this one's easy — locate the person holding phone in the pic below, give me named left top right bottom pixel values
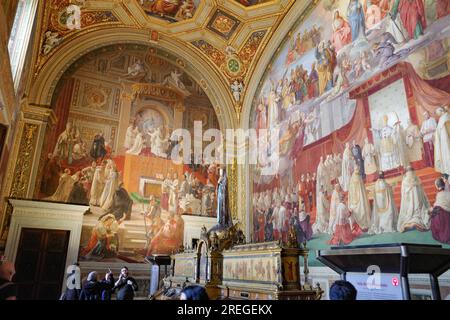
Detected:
left=114, top=266, right=138, bottom=300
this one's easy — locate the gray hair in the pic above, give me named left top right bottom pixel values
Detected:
left=87, top=271, right=98, bottom=282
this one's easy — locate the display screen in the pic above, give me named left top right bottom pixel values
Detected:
left=346, top=272, right=404, bottom=300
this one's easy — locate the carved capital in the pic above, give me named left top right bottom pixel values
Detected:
left=22, top=103, right=57, bottom=125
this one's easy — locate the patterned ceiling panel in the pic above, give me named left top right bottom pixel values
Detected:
left=32, top=0, right=295, bottom=117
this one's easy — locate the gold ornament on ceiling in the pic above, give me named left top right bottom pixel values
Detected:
left=138, top=0, right=200, bottom=23
left=207, top=9, right=241, bottom=40
left=32, top=0, right=296, bottom=117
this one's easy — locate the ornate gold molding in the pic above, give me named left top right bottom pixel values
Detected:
left=9, top=123, right=39, bottom=198
left=229, top=159, right=238, bottom=222
left=23, top=103, right=57, bottom=125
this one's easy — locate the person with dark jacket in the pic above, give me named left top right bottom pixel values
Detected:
left=60, top=287, right=81, bottom=300
left=80, top=271, right=101, bottom=301
left=329, top=280, right=357, bottom=300
left=100, top=272, right=115, bottom=300
left=0, top=258, right=16, bottom=300
left=80, top=271, right=114, bottom=300
left=180, top=285, right=209, bottom=300
left=114, top=267, right=138, bottom=300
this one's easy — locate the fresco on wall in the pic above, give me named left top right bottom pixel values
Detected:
left=139, top=0, right=201, bottom=23
left=250, top=0, right=450, bottom=257
left=39, top=44, right=220, bottom=263
left=235, top=0, right=273, bottom=6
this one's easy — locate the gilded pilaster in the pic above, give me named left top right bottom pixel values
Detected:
left=0, top=102, right=56, bottom=248
left=228, top=159, right=238, bottom=222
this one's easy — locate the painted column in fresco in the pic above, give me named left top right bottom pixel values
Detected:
left=117, top=88, right=133, bottom=155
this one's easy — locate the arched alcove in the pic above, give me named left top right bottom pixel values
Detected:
left=26, top=29, right=237, bottom=264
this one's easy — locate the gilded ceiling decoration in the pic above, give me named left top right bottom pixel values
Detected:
left=32, top=0, right=295, bottom=117
left=206, top=9, right=241, bottom=40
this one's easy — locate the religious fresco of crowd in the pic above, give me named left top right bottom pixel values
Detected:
left=39, top=44, right=220, bottom=263
left=138, top=0, right=200, bottom=23
left=251, top=0, right=450, bottom=252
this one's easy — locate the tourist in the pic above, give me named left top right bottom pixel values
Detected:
left=114, top=266, right=139, bottom=300
left=79, top=271, right=102, bottom=300
left=180, top=285, right=209, bottom=300
left=0, top=257, right=16, bottom=300
left=329, top=280, right=357, bottom=300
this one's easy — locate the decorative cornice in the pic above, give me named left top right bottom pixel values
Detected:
left=9, top=198, right=89, bottom=215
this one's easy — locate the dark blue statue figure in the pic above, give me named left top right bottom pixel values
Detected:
left=216, top=168, right=232, bottom=228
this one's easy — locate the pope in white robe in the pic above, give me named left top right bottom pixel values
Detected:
left=126, top=132, right=145, bottom=156
left=324, top=155, right=334, bottom=192
left=434, top=107, right=450, bottom=175
left=100, top=164, right=119, bottom=211
left=277, top=204, right=287, bottom=236
left=312, top=185, right=330, bottom=234
left=394, top=121, right=410, bottom=168
left=169, top=174, right=179, bottom=214
left=267, top=90, right=279, bottom=128
left=362, top=138, right=378, bottom=175
left=397, top=167, right=430, bottom=232
left=124, top=124, right=138, bottom=150
left=340, top=143, right=354, bottom=192
left=372, top=115, right=400, bottom=171
left=89, top=165, right=105, bottom=206
left=369, top=172, right=398, bottom=234
left=405, top=120, right=423, bottom=163
left=334, top=154, right=342, bottom=179
left=328, top=183, right=342, bottom=234
left=348, top=166, right=371, bottom=230
left=316, top=156, right=326, bottom=201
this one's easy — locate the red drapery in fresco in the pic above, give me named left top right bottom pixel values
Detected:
left=47, top=78, right=75, bottom=155
left=291, top=63, right=450, bottom=181
left=403, top=63, right=450, bottom=122
left=292, top=99, right=368, bottom=182
left=426, top=74, right=450, bottom=94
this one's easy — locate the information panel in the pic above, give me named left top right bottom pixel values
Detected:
left=346, top=272, right=404, bottom=300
